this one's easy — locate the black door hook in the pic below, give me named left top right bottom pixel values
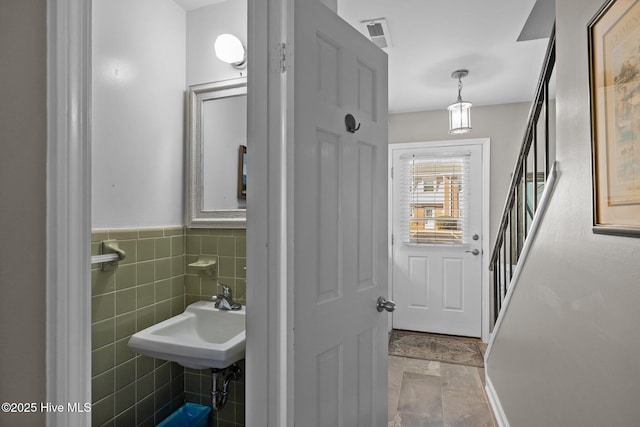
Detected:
left=345, top=114, right=361, bottom=133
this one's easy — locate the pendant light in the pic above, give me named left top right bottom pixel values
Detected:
left=447, top=69, right=472, bottom=134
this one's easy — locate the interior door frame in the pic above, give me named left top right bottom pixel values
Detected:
left=246, top=0, right=291, bottom=425
left=388, top=139, right=491, bottom=342
left=47, top=0, right=285, bottom=426
left=48, top=1, right=379, bottom=426
left=47, top=0, right=92, bottom=425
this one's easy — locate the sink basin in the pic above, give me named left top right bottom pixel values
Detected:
left=128, top=301, right=245, bottom=369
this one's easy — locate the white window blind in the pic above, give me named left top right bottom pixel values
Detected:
left=398, top=152, right=471, bottom=244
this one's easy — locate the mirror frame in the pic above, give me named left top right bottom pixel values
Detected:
left=187, top=77, right=247, bottom=228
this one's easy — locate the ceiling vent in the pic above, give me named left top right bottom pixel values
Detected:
left=361, top=18, right=392, bottom=50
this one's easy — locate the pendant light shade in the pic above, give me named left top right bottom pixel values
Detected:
left=448, top=70, right=472, bottom=134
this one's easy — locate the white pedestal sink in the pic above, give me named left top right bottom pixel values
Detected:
left=128, top=301, right=245, bottom=369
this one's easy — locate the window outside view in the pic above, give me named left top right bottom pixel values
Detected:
left=407, top=157, right=468, bottom=244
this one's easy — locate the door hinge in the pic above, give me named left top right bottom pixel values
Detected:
left=280, top=42, right=286, bottom=73
left=391, top=167, right=394, bottom=179
left=391, top=234, right=394, bottom=245
left=271, top=42, right=287, bottom=74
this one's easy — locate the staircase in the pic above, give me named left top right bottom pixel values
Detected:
left=489, top=25, right=556, bottom=325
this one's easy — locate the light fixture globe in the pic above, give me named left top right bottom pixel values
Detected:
left=214, top=34, right=247, bottom=69
left=447, top=69, right=472, bottom=134
left=448, top=100, right=472, bottom=134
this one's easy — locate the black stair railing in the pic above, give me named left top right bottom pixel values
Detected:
left=489, top=25, right=556, bottom=324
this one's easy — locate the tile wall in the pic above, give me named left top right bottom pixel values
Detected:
left=91, top=227, right=186, bottom=426
left=91, top=227, right=246, bottom=427
left=184, top=228, right=246, bottom=306
left=184, top=228, right=246, bottom=427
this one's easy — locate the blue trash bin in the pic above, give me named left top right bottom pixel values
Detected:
left=156, top=402, right=211, bottom=427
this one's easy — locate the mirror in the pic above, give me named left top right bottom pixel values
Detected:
left=187, top=78, right=247, bottom=228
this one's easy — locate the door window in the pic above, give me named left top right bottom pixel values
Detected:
left=399, top=153, right=470, bottom=244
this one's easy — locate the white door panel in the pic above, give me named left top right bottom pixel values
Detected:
left=292, top=1, right=389, bottom=425
left=392, top=144, right=483, bottom=337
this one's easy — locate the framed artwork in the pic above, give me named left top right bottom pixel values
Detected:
left=238, top=145, right=247, bottom=199
left=589, top=0, right=640, bottom=237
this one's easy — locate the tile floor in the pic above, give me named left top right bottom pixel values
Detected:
left=388, top=344, right=497, bottom=427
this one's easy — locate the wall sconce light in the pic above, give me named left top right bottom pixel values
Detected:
left=214, top=34, right=247, bottom=70
left=447, top=69, right=472, bottom=134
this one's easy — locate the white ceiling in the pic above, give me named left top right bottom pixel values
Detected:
left=172, top=0, right=229, bottom=11
left=338, top=0, right=553, bottom=113
left=176, top=0, right=554, bottom=113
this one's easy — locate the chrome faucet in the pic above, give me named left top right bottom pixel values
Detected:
left=211, top=284, right=241, bottom=310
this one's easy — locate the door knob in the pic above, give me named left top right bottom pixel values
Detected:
left=465, top=249, right=480, bottom=256
left=376, top=296, right=396, bottom=312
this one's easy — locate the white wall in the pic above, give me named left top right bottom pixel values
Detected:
left=186, top=0, right=248, bottom=86
left=389, top=102, right=533, bottom=247
left=486, top=0, right=640, bottom=425
left=320, top=0, right=337, bottom=12
left=91, top=0, right=247, bottom=228
left=92, top=0, right=186, bottom=228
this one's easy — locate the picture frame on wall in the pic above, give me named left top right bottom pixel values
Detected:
left=588, top=0, right=640, bottom=237
left=238, top=145, right=247, bottom=200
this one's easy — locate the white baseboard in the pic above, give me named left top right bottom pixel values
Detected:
left=485, top=375, right=510, bottom=427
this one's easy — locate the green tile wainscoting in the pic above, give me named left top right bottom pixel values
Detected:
left=184, top=228, right=246, bottom=427
left=185, top=228, right=246, bottom=307
left=184, top=361, right=246, bottom=427
left=91, top=227, right=247, bottom=427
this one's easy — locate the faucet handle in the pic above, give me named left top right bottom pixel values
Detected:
left=218, top=283, right=232, bottom=298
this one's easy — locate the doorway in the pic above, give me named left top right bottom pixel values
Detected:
left=389, top=139, right=491, bottom=340
left=51, top=2, right=499, bottom=424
